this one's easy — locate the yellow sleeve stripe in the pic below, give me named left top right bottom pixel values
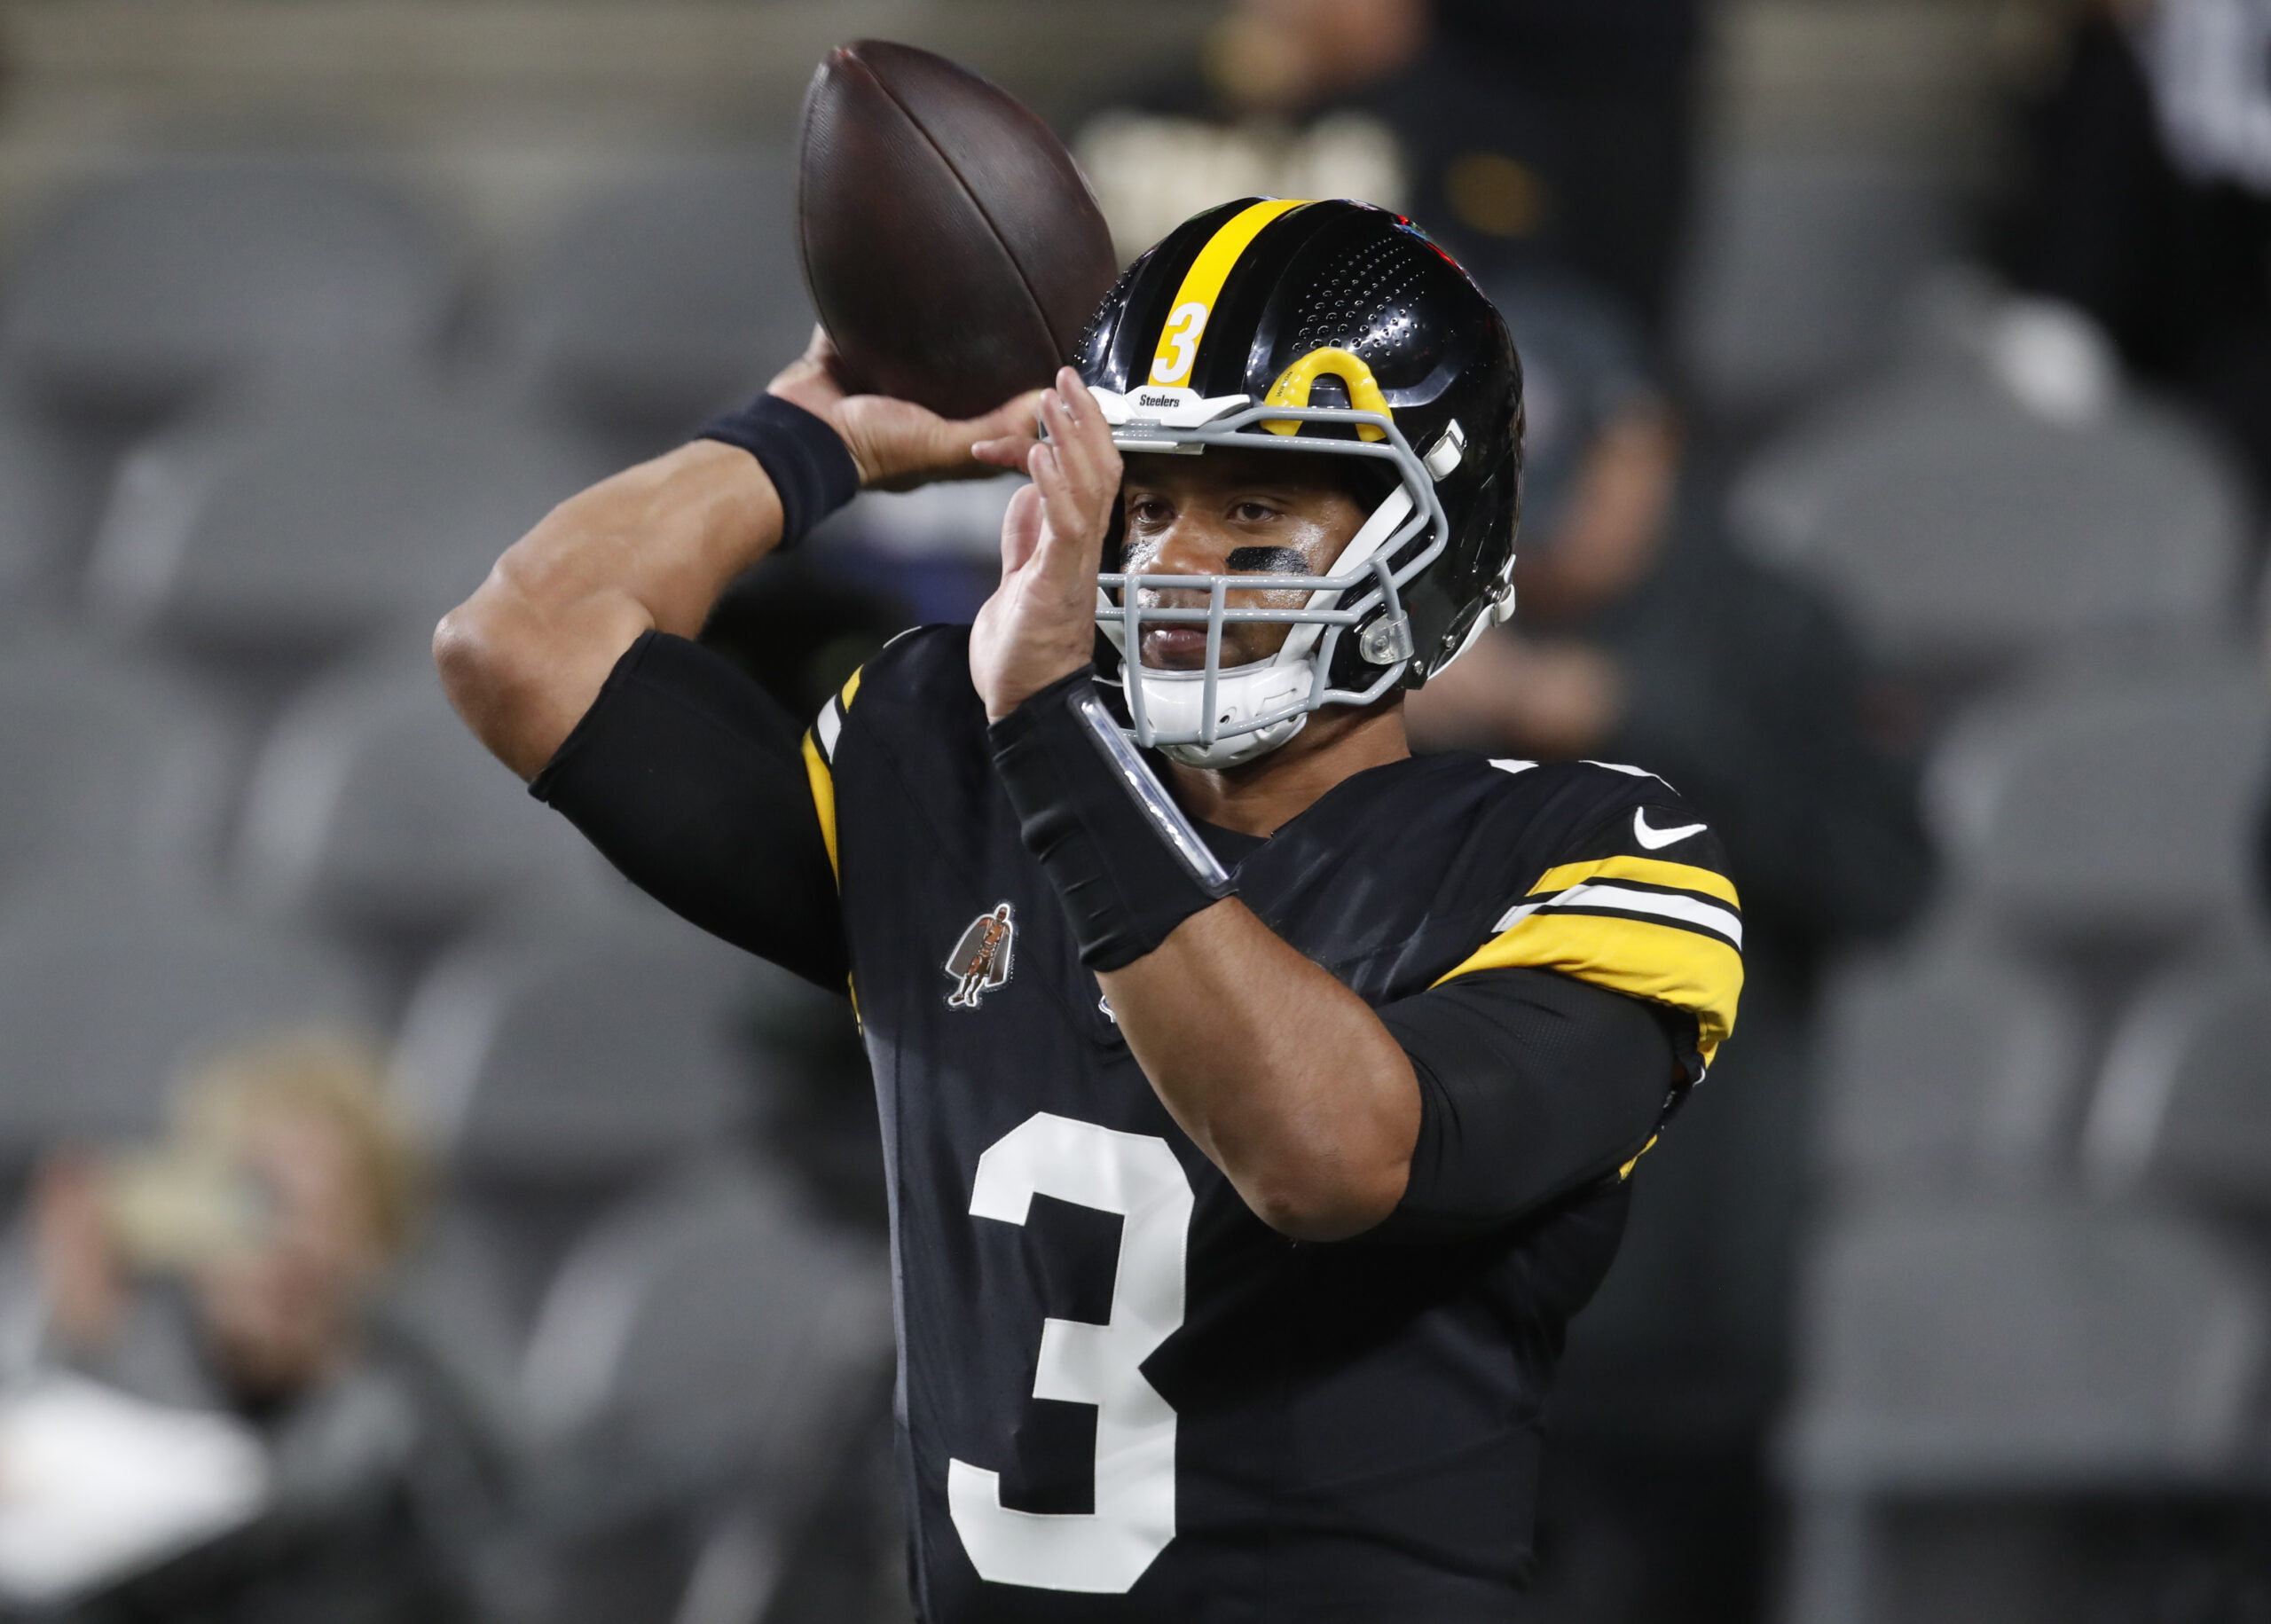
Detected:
left=1530, top=854, right=1739, bottom=909
left=1148, top=198, right=1309, bottom=386
left=1433, top=912, right=1741, bottom=1064
left=800, top=666, right=862, bottom=887
left=803, top=729, right=840, bottom=884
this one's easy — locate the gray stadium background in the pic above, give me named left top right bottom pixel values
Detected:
left=0, top=3, right=2262, bottom=1622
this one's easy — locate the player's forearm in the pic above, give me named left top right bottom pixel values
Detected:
left=1101, top=902, right=1419, bottom=1242
left=436, top=442, right=785, bottom=780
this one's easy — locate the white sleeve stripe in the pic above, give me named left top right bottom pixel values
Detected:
left=1552, top=883, right=1744, bottom=949
left=1489, top=899, right=1544, bottom=932
left=814, top=697, right=842, bottom=761
left=1490, top=883, right=1744, bottom=950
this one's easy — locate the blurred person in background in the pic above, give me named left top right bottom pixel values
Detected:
left=1409, top=275, right=1932, bottom=1622
left=1077, top=0, right=1702, bottom=333
left=1999, top=0, right=2271, bottom=502
left=1410, top=277, right=1930, bottom=969
left=22, top=1031, right=500, bottom=1623
left=1383, top=0, right=1704, bottom=333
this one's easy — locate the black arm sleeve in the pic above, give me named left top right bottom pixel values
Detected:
left=1371, top=968, right=1682, bottom=1241
left=530, top=631, right=848, bottom=991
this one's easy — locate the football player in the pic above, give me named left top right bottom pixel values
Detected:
left=438, top=199, right=1741, bottom=1621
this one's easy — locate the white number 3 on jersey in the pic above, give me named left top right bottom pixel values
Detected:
left=947, top=1112, right=1193, bottom=1593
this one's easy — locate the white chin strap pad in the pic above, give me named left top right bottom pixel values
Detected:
left=1159, top=713, right=1308, bottom=769
left=1134, top=660, right=1315, bottom=768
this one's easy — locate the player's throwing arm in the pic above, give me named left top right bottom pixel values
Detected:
left=435, top=332, right=1039, bottom=781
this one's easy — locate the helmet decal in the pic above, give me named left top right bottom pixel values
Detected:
left=1145, top=198, right=1308, bottom=387
left=1261, top=348, right=1392, bottom=441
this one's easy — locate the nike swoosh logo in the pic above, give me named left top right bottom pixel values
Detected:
left=1632, top=807, right=1707, bottom=850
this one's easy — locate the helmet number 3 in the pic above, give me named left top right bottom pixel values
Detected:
left=947, top=1112, right=1192, bottom=1593
left=1151, top=302, right=1209, bottom=386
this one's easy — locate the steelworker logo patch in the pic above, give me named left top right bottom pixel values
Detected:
left=944, top=902, right=1015, bottom=1009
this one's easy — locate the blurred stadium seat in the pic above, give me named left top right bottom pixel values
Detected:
left=515, top=1165, right=892, bottom=1624
left=83, top=371, right=601, bottom=655
left=390, top=900, right=798, bottom=1331
left=0, top=388, right=120, bottom=608
left=2084, top=954, right=2271, bottom=1206
left=392, top=907, right=780, bottom=1188
left=1678, top=153, right=1960, bottom=417
left=1731, top=372, right=2248, bottom=666
left=1815, top=949, right=2085, bottom=1194
left=523, top=1165, right=889, bottom=1488
left=1921, top=655, right=2271, bottom=946
left=1782, top=1196, right=2269, bottom=1624
left=235, top=645, right=605, bottom=935
left=0, top=164, right=459, bottom=414
left=375, top=1203, right=538, bottom=1453
left=507, top=158, right=811, bottom=450
left=0, top=879, right=378, bottom=1157
left=1788, top=1196, right=2265, bottom=1493
left=0, top=633, right=239, bottom=892
left=1788, top=651, right=2271, bottom=1621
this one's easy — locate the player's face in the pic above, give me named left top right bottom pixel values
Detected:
left=1119, top=449, right=1371, bottom=671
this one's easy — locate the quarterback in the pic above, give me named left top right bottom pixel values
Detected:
left=439, top=199, right=1741, bottom=1620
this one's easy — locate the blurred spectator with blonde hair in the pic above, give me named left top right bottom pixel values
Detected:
left=20, top=1029, right=500, bottom=1622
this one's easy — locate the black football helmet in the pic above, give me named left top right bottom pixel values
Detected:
left=1075, top=197, right=1522, bottom=766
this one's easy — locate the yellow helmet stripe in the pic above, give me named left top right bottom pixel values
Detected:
left=1147, top=198, right=1309, bottom=388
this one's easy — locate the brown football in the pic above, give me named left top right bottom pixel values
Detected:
left=797, top=40, right=1119, bottom=420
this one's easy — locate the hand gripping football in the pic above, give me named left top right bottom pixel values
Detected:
left=797, top=40, right=1120, bottom=420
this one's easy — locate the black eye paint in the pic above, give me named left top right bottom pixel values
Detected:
left=1224, top=546, right=1309, bottom=575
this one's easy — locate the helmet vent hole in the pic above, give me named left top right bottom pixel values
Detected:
left=1285, top=231, right=1434, bottom=370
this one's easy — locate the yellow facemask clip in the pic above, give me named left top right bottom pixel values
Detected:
left=1261, top=347, right=1393, bottom=442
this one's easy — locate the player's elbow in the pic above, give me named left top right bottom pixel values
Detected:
left=1244, top=1158, right=1409, bottom=1243
left=434, top=578, right=554, bottom=781
left=436, top=588, right=507, bottom=719
left=1226, top=1051, right=1420, bottom=1241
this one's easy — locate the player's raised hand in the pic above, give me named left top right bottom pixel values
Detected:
left=970, top=367, right=1123, bottom=721
left=767, top=326, right=1042, bottom=492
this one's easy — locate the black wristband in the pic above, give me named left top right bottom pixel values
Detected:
left=989, top=666, right=1235, bottom=970
left=695, top=393, right=860, bottom=550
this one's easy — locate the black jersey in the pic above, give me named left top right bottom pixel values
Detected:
left=538, top=624, right=1741, bottom=1623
